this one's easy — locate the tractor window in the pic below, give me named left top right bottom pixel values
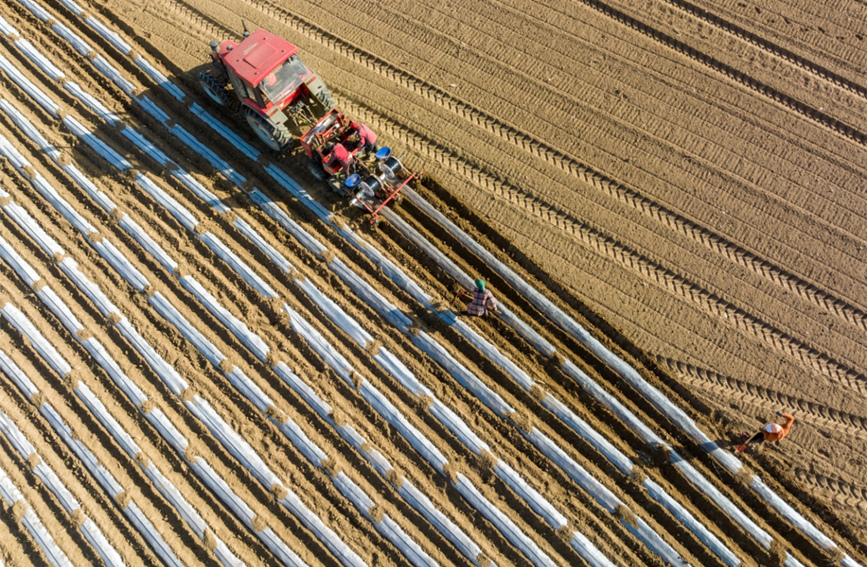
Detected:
left=226, top=68, right=259, bottom=102
left=259, top=56, right=307, bottom=102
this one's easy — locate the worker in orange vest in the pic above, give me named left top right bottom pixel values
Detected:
left=734, top=411, right=794, bottom=453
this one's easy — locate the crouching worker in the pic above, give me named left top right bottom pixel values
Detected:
left=326, top=142, right=353, bottom=177
left=734, top=411, right=794, bottom=453
left=467, top=279, right=500, bottom=317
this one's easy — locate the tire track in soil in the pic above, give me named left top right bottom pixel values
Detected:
left=655, top=0, right=867, bottom=99
left=793, top=468, right=867, bottom=512
left=654, top=356, right=867, bottom=438
left=569, top=0, right=867, bottom=145
left=0, top=15, right=620, bottom=564
left=246, top=0, right=867, bottom=340
left=25, top=15, right=744, bottom=567
left=25, top=1, right=860, bottom=564
left=334, top=0, right=867, bottom=310
left=81, top=0, right=867, bottom=336
left=170, top=0, right=867, bottom=336
left=684, top=0, right=867, bottom=86
left=334, top=0, right=867, bottom=224
left=336, top=96, right=867, bottom=398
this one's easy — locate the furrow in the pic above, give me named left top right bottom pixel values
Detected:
left=655, top=356, right=867, bottom=437
left=172, top=0, right=867, bottom=332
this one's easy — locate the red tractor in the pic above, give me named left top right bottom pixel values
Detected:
left=200, top=26, right=420, bottom=225
left=199, top=26, right=334, bottom=152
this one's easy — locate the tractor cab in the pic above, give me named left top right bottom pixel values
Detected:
left=199, top=27, right=335, bottom=152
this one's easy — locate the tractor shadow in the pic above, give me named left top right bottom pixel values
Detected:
left=57, top=62, right=368, bottom=229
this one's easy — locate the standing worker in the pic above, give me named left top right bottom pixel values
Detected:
left=350, top=121, right=378, bottom=158
left=466, top=279, right=500, bottom=317
left=734, top=411, right=794, bottom=453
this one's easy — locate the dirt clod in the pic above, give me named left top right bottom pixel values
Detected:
left=271, top=483, right=288, bottom=501
left=26, top=453, right=40, bottom=469
left=10, top=501, right=26, bottom=521
left=140, top=399, right=156, bottom=415
left=368, top=504, right=384, bottom=523
left=115, top=490, right=131, bottom=509
left=385, top=468, right=403, bottom=488
left=250, top=515, right=266, bottom=532
left=202, top=529, right=217, bottom=551
left=616, top=504, right=638, bottom=529
left=71, top=508, right=86, bottom=527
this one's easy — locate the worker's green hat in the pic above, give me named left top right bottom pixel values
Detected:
left=475, top=279, right=485, bottom=291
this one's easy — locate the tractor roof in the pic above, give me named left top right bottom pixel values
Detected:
left=223, top=29, right=299, bottom=86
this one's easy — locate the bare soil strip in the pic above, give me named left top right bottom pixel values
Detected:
left=0, top=0, right=862, bottom=562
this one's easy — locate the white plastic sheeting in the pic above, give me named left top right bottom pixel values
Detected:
left=0, top=411, right=126, bottom=567
left=0, top=350, right=246, bottom=567
left=5, top=67, right=457, bottom=565
left=69, top=40, right=687, bottom=562
left=0, top=55, right=59, bottom=115
left=132, top=54, right=186, bottom=102
left=381, top=184, right=811, bottom=566
left=454, top=473, right=557, bottom=567
left=325, top=244, right=686, bottom=565
left=0, top=308, right=183, bottom=566
left=400, top=188, right=864, bottom=567
left=524, top=429, right=687, bottom=566
left=559, top=360, right=777, bottom=553
left=0, top=461, right=72, bottom=567
left=4, top=92, right=440, bottom=567
left=0, top=254, right=293, bottom=565
left=0, top=107, right=310, bottom=566
left=0, top=55, right=441, bottom=567
left=11, top=6, right=836, bottom=564
left=190, top=102, right=260, bottom=162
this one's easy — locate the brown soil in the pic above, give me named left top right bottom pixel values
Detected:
left=0, top=0, right=863, bottom=564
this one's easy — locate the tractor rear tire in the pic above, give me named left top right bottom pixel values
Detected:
left=244, top=106, right=292, bottom=152
left=198, top=71, right=231, bottom=108
left=316, top=86, right=335, bottom=111
left=306, top=159, right=328, bottom=181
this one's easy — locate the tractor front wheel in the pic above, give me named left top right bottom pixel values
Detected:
left=244, top=106, right=292, bottom=152
left=198, top=71, right=231, bottom=108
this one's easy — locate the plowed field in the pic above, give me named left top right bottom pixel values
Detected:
left=0, top=0, right=863, bottom=565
